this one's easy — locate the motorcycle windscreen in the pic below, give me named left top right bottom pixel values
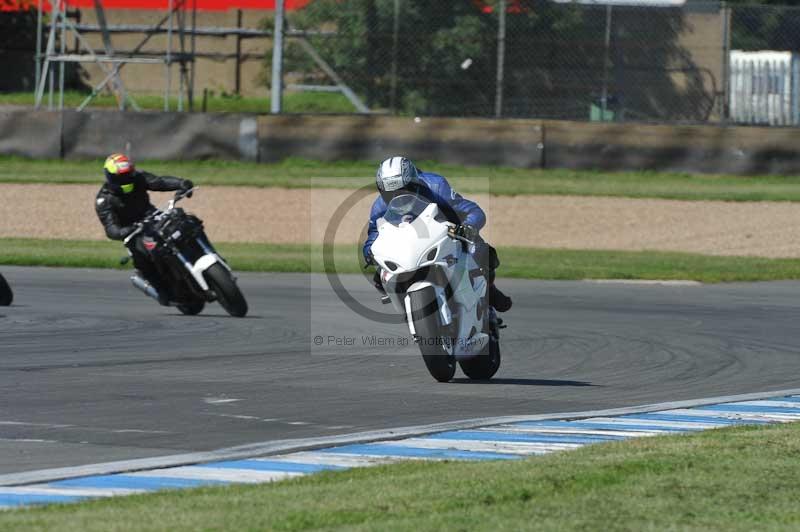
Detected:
left=383, top=194, right=431, bottom=226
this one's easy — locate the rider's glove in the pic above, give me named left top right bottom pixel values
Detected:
left=119, top=225, right=136, bottom=239
left=454, top=223, right=479, bottom=242
left=181, top=179, right=194, bottom=197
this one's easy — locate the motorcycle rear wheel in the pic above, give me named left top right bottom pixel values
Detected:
left=458, top=335, right=501, bottom=380
left=409, top=287, right=456, bottom=383
left=0, top=273, right=13, bottom=306
left=204, top=263, right=248, bottom=318
left=458, top=313, right=501, bottom=380
left=177, top=300, right=205, bottom=316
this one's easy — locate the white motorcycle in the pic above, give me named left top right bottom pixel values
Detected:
left=371, top=194, right=502, bottom=382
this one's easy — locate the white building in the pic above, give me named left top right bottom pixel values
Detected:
left=729, top=50, right=800, bottom=126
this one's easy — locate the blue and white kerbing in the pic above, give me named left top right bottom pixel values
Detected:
left=3, top=393, right=800, bottom=509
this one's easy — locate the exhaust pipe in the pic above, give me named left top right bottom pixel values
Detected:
left=131, top=275, right=166, bottom=305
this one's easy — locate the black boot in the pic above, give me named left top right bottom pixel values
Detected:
left=490, top=284, right=512, bottom=312
left=372, top=270, right=387, bottom=295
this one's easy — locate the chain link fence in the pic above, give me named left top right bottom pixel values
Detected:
left=276, top=0, right=800, bottom=126
left=0, top=6, right=39, bottom=92
left=4, top=0, right=800, bottom=126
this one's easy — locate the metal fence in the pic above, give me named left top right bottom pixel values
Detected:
left=4, top=0, right=800, bottom=126
left=276, top=0, right=800, bottom=126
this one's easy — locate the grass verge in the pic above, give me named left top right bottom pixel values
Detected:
left=0, top=91, right=356, bottom=114
left=2, top=422, right=800, bottom=531
left=3, top=156, right=800, bottom=200
left=3, top=238, right=800, bottom=282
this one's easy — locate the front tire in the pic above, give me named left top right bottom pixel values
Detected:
left=409, top=287, right=456, bottom=383
left=204, top=263, right=248, bottom=317
left=0, top=273, right=12, bottom=306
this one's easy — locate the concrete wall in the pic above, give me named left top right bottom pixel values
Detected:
left=543, top=120, right=800, bottom=175
left=257, top=116, right=544, bottom=168
left=2, top=108, right=800, bottom=176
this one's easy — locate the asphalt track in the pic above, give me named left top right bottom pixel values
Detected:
left=2, top=266, right=800, bottom=475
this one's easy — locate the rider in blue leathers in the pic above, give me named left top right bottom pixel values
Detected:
left=364, top=156, right=512, bottom=312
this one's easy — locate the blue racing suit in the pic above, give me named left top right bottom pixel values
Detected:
left=363, top=171, right=487, bottom=263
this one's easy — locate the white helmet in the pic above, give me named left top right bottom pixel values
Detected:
left=376, top=156, right=419, bottom=201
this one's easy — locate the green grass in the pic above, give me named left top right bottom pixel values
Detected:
left=3, top=238, right=800, bottom=282
left=0, top=239, right=323, bottom=274
left=3, top=155, right=800, bottom=200
left=0, top=90, right=356, bottom=114
left=498, top=247, right=800, bottom=282
left=3, top=422, right=800, bottom=530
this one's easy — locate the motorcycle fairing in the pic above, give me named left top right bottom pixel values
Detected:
left=374, top=201, right=490, bottom=358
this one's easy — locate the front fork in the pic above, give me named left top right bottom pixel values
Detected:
left=403, top=283, right=454, bottom=336
left=175, top=237, right=233, bottom=293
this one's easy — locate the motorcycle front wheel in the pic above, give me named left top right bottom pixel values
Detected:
left=0, top=273, right=13, bottom=306
left=409, top=286, right=456, bottom=382
left=204, top=263, right=248, bottom=318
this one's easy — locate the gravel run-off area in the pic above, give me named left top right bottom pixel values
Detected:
left=3, top=184, right=800, bottom=258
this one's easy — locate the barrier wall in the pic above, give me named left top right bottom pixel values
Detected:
left=59, top=111, right=258, bottom=161
left=544, top=121, right=800, bottom=175
left=0, top=109, right=62, bottom=159
left=258, top=116, right=544, bottom=168
left=2, top=108, right=800, bottom=176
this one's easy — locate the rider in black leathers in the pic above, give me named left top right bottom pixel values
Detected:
left=95, top=153, right=193, bottom=304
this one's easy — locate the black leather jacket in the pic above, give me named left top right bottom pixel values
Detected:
left=95, top=171, right=188, bottom=240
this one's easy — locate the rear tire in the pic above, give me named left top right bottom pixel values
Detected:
left=177, top=300, right=205, bottom=316
left=458, top=332, right=501, bottom=380
left=0, top=273, right=12, bottom=306
left=204, top=263, right=248, bottom=317
left=409, top=287, right=455, bottom=383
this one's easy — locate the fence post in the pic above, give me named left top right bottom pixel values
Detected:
left=793, top=53, right=799, bottom=126
left=721, top=1, right=731, bottom=123
left=390, top=0, right=400, bottom=114
left=58, top=0, right=65, bottom=110
left=600, top=5, right=612, bottom=119
left=270, top=0, right=285, bottom=114
left=235, top=9, right=242, bottom=95
left=494, top=0, right=506, bottom=118
left=164, top=0, right=174, bottom=111
left=189, top=0, right=196, bottom=111
left=35, top=0, right=43, bottom=95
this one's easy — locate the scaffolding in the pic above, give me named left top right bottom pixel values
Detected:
left=34, top=0, right=197, bottom=111
left=32, top=0, right=369, bottom=113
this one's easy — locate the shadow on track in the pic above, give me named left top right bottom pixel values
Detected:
left=173, top=314, right=264, bottom=319
left=451, top=377, right=597, bottom=387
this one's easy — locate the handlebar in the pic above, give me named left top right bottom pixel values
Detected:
left=121, top=187, right=197, bottom=246
left=166, top=186, right=197, bottom=210
left=447, top=223, right=476, bottom=247
left=122, top=223, right=143, bottom=245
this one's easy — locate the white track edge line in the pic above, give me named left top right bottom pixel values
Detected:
left=2, top=386, right=799, bottom=487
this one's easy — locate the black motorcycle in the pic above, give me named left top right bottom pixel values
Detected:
left=123, top=189, right=248, bottom=317
left=0, top=273, right=12, bottom=306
